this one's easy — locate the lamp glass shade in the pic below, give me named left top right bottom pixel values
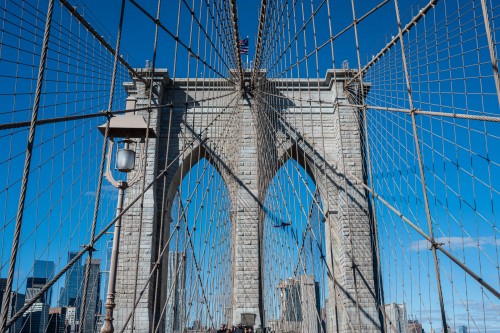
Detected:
left=116, top=148, right=136, bottom=172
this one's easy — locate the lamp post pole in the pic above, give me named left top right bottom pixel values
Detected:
left=99, top=138, right=145, bottom=333
left=96, top=109, right=156, bottom=333
left=101, top=181, right=126, bottom=333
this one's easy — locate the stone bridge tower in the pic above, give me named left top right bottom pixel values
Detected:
left=114, top=68, right=382, bottom=332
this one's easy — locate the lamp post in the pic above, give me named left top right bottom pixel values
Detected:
left=98, top=107, right=156, bottom=333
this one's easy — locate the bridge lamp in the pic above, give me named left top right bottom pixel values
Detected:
left=115, top=139, right=136, bottom=172
left=98, top=113, right=156, bottom=185
left=97, top=109, right=156, bottom=333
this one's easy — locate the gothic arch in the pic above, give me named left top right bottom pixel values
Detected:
left=164, top=143, right=231, bottom=221
left=275, top=143, right=317, bottom=184
left=269, top=142, right=333, bottom=218
left=153, top=143, right=234, bottom=333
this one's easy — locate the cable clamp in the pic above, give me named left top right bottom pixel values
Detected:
left=429, top=242, right=443, bottom=250
left=83, top=244, right=97, bottom=253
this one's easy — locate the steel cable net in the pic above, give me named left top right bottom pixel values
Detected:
left=161, top=160, right=233, bottom=332
left=253, top=0, right=499, bottom=332
left=0, top=0, right=498, bottom=333
left=0, top=0, right=127, bottom=332
left=0, top=0, right=239, bottom=331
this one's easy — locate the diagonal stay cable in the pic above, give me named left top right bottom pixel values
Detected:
left=264, top=0, right=389, bottom=80
left=0, top=91, right=238, bottom=131
left=252, top=0, right=267, bottom=83
left=229, top=0, right=243, bottom=88
left=118, top=96, right=240, bottom=332
left=0, top=0, right=55, bottom=330
left=127, top=0, right=235, bottom=86
left=59, top=0, right=148, bottom=86
left=181, top=0, right=236, bottom=72
left=3, top=89, right=238, bottom=330
left=78, top=0, right=128, bottom=330
left=345, top=0, right=440, bottom=87
left=254, top=85, right=500, bottom=300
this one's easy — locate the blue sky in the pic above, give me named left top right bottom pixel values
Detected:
left=0, top=0, right=499, bottom=331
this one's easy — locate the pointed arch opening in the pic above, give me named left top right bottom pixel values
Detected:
left=262, top=154, right=328, bottom=333
left=161, top=147, right=233, bottom=332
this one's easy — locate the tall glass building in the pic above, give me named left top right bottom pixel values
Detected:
left=58, top=252, right=83, bottom=307
left=80, top=258, right=101, bottom=333
left=33, top=260, right=55, bottom=305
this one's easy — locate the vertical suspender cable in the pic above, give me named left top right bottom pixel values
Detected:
left=479, top=0, right=500, bottom=106
left=78, top=0, right=127, bottom=332
left=0, top=0, right=55, bottom=331
left=229, top=0, right=244, bottom=90
left=252, top=0, right=267, bottom=84
left=131, top=0, right=162, bottom=330
left=392, top=0, right=448, bottom=331
left=348, top=0, right=389, bottom=330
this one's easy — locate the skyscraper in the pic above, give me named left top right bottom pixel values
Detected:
left=0, top=278, right=5, bottom=299
left=47, top=307, right=67, bottom=333
left=165, top=251, right=186, bottom=333
left=0, top=279, right=25, bottom=333
left=65, top=306, right=79, bottom=333
left=22, top=277, right=50, bottom=333
left=58, top=252, right=83, bottom=307
left=33, top=261, right=55, bottom=281
left=100, top=239, right=113, bottom=317
left=33, top=260, right=55, bottom=305
left=278, top=275, right=321, bottom=333
left=278, top=277, right=303, bottom=333
left=279, top=278, right=302, bottom=321
left=384, top=303, right=407, bottom=333
left=80, top=258, right=101, bottom=333
left=299, top=275, right=320, bottom=333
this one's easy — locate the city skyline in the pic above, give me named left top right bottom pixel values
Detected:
left=0, top=253, right=104, bottom=333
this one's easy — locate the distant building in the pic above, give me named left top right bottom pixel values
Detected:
left=47, top=307, right=67, bottom=333
left=0, top=279, right=25, bottom=333
left=33, top=260, right=55, bottom=305
left=186, top=320, right=208, bottom=332
left=0, top=278, right=6, bottom=322
left=33, top=261, right=55, bottom=281
left=277, top=275, right=321, bottom=333
left=384, top=303, right=407, bottom=333
left=58, top=252, right=83, bottom=307
left=408, top=319, right=423, bottom=333
left=165, top=251, right=186, bottom=333
left=0, top=278, right=5, bottom=300
left=100, top=239, right=113, bottom=316
left=80, top=258, right=101, bottom=333
left=300, top=275, right=321, bottom=333
left=65, top=306, right=79, bottom=333
left=22, top=277, right=50, bottom=333
left=278, top=277, right=302, bottom=333
left=324, top=298, right=332, bottom=333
